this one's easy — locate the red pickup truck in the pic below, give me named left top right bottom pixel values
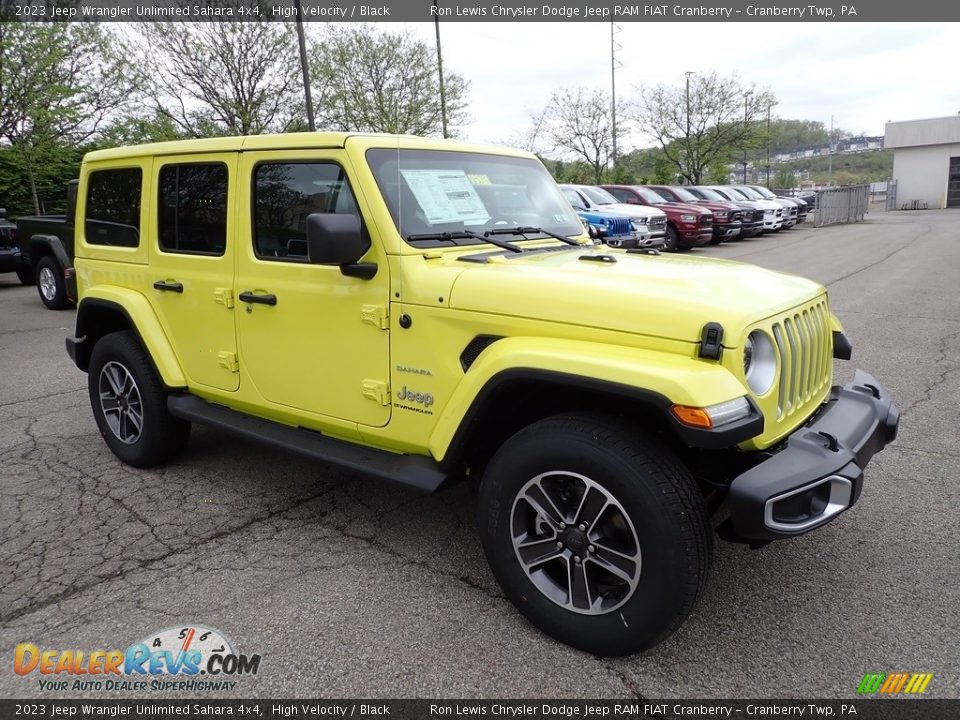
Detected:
left=602, top=184, right=712, bottom=251
left=644, top=185, right=745, bottom=244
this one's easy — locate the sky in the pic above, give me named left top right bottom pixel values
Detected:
left=390, top=22, right=958, bottom=150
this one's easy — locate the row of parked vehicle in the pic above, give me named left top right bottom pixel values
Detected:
left=560, top=183, right=810, bottom=252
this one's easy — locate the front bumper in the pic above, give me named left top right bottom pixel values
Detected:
left=726, top=370, right=899, bottom=541
left=713, top=224, right=741, bottom=241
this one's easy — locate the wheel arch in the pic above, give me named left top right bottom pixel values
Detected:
left=71, top=291, right=186, bottom=388
left=26, top=234, right=70, bottom=269
left=431, top=338, right=758, bottom=474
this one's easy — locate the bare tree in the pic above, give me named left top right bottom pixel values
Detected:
left=309, top=25, right=468, bottom=136
left=631, top=72, right=775, bottom=185
left=130, top=18, right=301, bottom=136
left=0, top=24, right=135, bottom=212
left=537, top=87, right=626, bottom=184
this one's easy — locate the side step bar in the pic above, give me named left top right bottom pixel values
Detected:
left=167, top=395, right=449, bottom=494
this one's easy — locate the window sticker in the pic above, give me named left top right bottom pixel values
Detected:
left=400, top=169, right=491, bottom=225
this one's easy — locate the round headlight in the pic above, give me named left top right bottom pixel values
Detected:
left=744, top=331, right=776, bottom=395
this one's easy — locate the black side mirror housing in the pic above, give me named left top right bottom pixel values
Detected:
left=305, top=213, right=377, bottom=279
left=306, top=213, right=369, bottom=264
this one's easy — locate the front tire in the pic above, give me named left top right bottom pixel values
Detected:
left=477, top=413, right=712, bottom=656
left=88, top=331, right=190, bottom=468
left=36, top=256, right=69, bottom=309
left=663, top=225, right=680, bottom=252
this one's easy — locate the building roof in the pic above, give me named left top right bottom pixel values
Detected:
left=885, top=115, right=960, bottom=149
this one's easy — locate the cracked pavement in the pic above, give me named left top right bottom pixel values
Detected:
left=1, top=210, right=958, bottom=699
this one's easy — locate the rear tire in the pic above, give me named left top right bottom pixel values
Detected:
left=477, top=413, right=712, bottom=656
left=36, top=256, right=69, bottom=310
left=88, top=331, right=190, bottom=468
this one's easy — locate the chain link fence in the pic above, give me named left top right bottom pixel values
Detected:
left=812, top=184, right=869, bottom=227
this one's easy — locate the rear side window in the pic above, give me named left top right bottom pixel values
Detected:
left=158, top=163, right=228, bottom=256
left=253, top=162, right=358, bottom=261
left=85, top=168, right=142, bottom=247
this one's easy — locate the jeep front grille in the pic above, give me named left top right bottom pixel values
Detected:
left=770, top=300, right=833, bottom=418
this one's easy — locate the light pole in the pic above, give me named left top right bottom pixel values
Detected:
left=766, top=100, right=772, bottom=187
left=610, top=22, right=622, bottom=175
left=743, top=91, right=752, bottom=184
left=433, top=0, right=449, bottom=138
left=827, top=114, right=835, bottom=186
left=685, top=71, right=694, bottom=183
left=293, top=0, right=315, bottom=131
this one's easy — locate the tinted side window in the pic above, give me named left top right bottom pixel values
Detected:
left=253, top=162, right=358, bottom=261
left=158, top=163, right=228, bottom=256
left=85, top=168, right=142, bottom=247
left=609, top=188, right=630, bottom=202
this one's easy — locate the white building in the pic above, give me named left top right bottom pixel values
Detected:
left=885, top=115, right=960, bottom=209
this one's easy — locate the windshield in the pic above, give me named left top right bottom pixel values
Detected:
left=366, top=148, right=582, bottom=244
left=688, top=187, right=718, bottom=201
left=632, top=187, right=666, bottom=204
left=667, top=186, right=698, bottom=203
left=735, top=186, right=763, bottom=200
left=726, top=188, right=750, bottom=200
left=580, top=186, right=619, bottom=206
left=753, top=186, right=776, bottom=199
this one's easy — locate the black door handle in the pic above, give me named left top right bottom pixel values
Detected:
left=238, top=291, right=277, bottom=306
left=153, top=280, right=184, bottom=293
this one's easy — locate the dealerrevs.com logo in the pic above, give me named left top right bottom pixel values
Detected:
left=14, top=625, right=261, bottom=692
left=856, top=672, right=933, bottom=695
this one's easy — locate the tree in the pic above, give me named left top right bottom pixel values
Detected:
left=536, top=87, right=626, bottom=184
left=631, top=72, right=774, bottom=185
left=129, top=17, right=302, bottom=136
left=0, top=24, right=135, bottom=212
left=309, top=25, right=468, bottom=136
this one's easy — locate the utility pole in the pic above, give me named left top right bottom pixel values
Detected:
left=827, top=114, right=834, bottom=186
left=743, top=91, right=752, bottom=184
left=610, top=23, right=621, bottom=175
left=433, top=0, right=449, bottom=138
left=685, top=71, right=694, bottom=183
left=293, top=0, right=315, bottom=131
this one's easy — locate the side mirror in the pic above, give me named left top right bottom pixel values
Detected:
left=306, top=213, right=376, bottom=279
left=626, top=198, right=639, bottom=204
left=0, top=208, right=6, bottom=219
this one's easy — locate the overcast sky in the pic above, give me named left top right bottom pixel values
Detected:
left=392, top=22, right=957, bottom=149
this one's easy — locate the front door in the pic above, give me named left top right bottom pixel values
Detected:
left=147, top=154, right=239, bottom=392
left=235, top=151, right=391, bottom=427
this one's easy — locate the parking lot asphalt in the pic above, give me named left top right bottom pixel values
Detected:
left=1, top=210, right=958, bottom=700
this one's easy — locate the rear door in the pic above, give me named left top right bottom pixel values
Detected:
left=147, top=154, right=239, bottom=392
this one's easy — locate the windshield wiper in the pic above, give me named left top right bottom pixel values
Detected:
left=405, top=230, right=522, bottom=253
left=485, top=226, right=581, bottom=246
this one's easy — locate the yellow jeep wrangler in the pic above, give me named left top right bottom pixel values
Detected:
left=66, top=133, right=898, bottom=655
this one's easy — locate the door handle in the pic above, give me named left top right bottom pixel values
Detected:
left=238, top=291, right=277, bottom=306
left=153, top=280, right=184, bottom=293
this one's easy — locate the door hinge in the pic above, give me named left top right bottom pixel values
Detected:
left=361, top=304, right=389, bottom=330
left=214, top=288, right=235, bottom=309
left=218, top=351, right=239, bottom=373
left=361, top=380, right=390, bottom=405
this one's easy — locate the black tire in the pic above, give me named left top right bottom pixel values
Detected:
left=477, top=413, right=712, bottom=656
left=16, top=265, right=34, bottom=285
left=36, top=256, right=69, bottom=310
left=663, top=225, right=680, bottom=252
left=88, top=331, right=190, bottom=468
